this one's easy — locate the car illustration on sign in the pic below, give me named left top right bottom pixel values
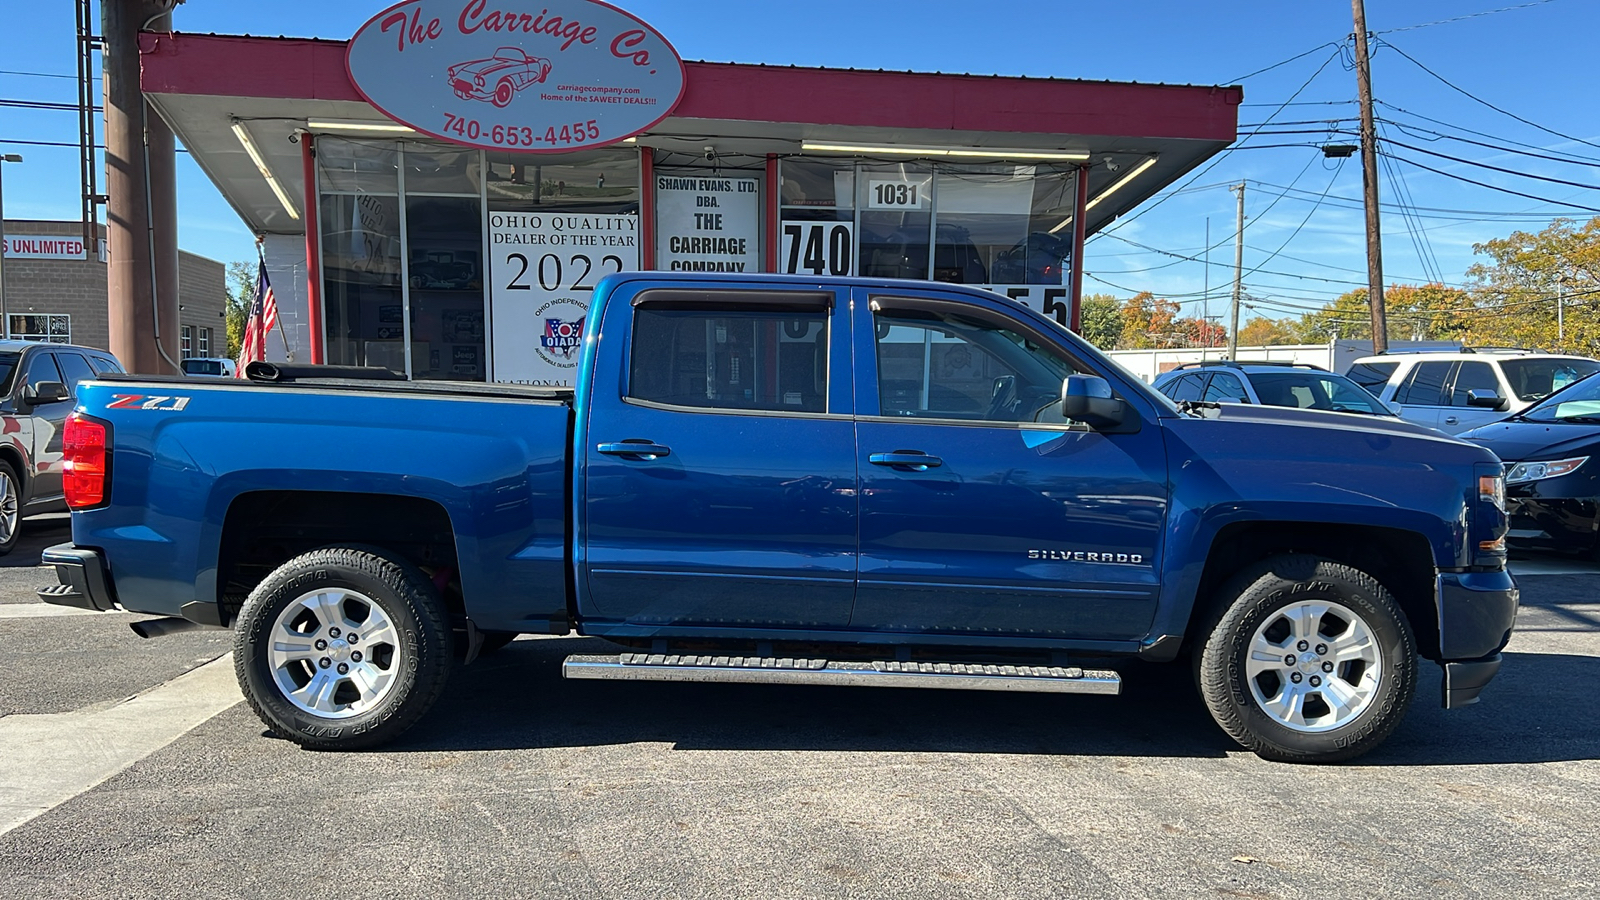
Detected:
left=447, top=48, right=553, bottom=108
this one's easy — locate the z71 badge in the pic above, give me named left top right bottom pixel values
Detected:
left=1028, top=549, right=1145, bottom=565
left=107, top=394, right=191, bottom=411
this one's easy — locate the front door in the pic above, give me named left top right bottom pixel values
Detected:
left=582, top=284, right=858, bottom=629
left=21, top=350, right=72, bottom=504
left=851, top=289, right=1168, bottom=640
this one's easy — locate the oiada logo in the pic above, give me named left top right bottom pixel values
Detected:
left=534, top=300, right=587, bottom=368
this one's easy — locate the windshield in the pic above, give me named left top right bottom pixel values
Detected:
left=1519, top=370, right=1600, bottom=422
left=1500, top=357, right=1600, bottom=402
left=1247, top=371, right=1391, bottom=415
left=0, top=352, right=17, bottom=395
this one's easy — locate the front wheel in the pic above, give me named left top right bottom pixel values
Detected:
left=233, top=546, right=453, bottom=750
left=1196, top=554, right=1417, bottom=763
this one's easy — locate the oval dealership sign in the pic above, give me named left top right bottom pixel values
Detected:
left=347, top=0, right=685, bottom=152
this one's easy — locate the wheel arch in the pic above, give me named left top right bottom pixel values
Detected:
left=215, top=490, right=461, bottom=627
left=1180, top=521, right=1441, bottom=661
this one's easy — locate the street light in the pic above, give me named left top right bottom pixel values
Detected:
left=0, top=154, right=23, bottom=340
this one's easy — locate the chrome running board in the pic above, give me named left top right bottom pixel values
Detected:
left=562, top=652, right=1121, bottom=695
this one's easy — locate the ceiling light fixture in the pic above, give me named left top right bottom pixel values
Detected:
left=801, top=141, right=1088, bottom=161
left=231, top=120, right=300, bottom=222
left=1048, top=156, right=1160, bottom=234
left=305, top=119, right=416, bottom=133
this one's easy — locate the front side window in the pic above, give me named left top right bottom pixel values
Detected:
left=1450, top=361, right=1501, bottom=406
left=629, top=306, right=828, bottom=413
left=1394, top=361, right=1452, bottom=406
left=872, top=308, right=1078, bottom=423
left=22, top=352, right=62, bottom=393
left=1205, top=372, right=1251, bottom=402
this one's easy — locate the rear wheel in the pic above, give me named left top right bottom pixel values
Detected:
left=234, top=546, right=453, bottom=750
left=1196, top=554, right=1416, bottom=763
left=0, top=460, right=21, bottom=556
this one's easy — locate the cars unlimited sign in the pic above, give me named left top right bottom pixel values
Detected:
left=347, top=0, right=685, bottom=152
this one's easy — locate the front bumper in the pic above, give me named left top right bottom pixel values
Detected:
left=1434, top=568, right=1518, bottom=708
left=37, top=543, right=119, bottom=612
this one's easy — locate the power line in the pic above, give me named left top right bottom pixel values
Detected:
left=1375, top=0, right=1564, bottom=34
left=1242, top=156, right=1349, bottom=279
left=1377, top=37, right=1600, bottom=152
left=1376, top=100, right=1600, bottom=164
left=1381, top=119, right=1600, bottom=169
left=1383, top=150, right=1600, bottom=213
left=0, top=69, right=77, bottom=80
left=1226, top=42, right=1341, bottom=83
left=1381, top=136, right=1600, bottom=192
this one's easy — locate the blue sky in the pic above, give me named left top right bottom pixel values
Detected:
left=3, top=0, right=1596, bottom=323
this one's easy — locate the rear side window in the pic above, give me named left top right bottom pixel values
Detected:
left=183, top=359, right=224, bottom=376
left=1346, top=361, right=1398, bottom=393
left=1394, top=361, right=1452, bottom=405
left=88, top=355, right=123, bottom=375
left=1167, top=374, right=1206, bottom=402
left=629, top=307, right=828, bottom=413
left=1501, top=357, right=1600, bottom=402
left=53, top=352, right=96, bottom=396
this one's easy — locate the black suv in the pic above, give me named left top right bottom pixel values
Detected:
left=0, top=341, right=124, bottom=554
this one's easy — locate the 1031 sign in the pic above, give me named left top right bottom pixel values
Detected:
left=781, top=221, right=854, bottom=276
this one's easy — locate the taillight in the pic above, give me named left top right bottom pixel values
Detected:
left=64, top=413, right=110, bottom=509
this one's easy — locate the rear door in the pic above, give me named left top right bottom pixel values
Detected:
left=1389, top=360, right=1452, bottom=431
left=851, top=287, right=1168, bottom=640
left=580, top=284, right=859, bottom=630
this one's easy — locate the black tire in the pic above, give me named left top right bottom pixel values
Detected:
left=233, top=546, right=453, bottom=750
left=1196, top=554, right=1417, bottom=763
left=0, top=459, right=21, bottom=556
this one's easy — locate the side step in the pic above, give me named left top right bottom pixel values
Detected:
left=562, top=652, right=1121, bottom=695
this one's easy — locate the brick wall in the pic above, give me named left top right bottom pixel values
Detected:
left=2, top=219, right=228, bottom=359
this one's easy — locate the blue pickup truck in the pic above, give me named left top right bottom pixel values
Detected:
left=40, top=273, right=1517, bottom=762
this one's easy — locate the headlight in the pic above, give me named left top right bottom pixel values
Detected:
left=1504, top=457, right=1588, bottom=485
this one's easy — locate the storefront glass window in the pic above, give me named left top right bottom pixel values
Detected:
left=857, top=164, right=932, bottom=280
left=403, top=143, right=481, bottom=195
left=483, top=150, right=639, bottom=212
left=933, top=165, right=1075, bottom=285
left=405, top=195, right=485, bottom=381
left=779, top=159, right=854, bottom=221
left=318, top=137, right=403, bottom=371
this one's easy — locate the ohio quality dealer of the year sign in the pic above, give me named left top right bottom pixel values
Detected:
left=347, top=0, right=686, bottom=152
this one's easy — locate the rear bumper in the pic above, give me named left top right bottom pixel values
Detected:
left=1435, top=568, right=1518, bottom=708
left=37, top=543, right=119, bottom=612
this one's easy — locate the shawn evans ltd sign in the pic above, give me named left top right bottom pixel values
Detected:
left=347, top=0, right=685, bottom=152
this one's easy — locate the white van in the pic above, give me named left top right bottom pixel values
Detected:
left=181, top=357, right=237, bottom=378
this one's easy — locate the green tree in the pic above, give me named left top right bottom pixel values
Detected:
left=1466, top=216, right=1600, bottom=354
left=1078, top=293, right=1122, bottom=349
left=225, top=260, right=254, bottom=360
left=1298, top=283, right=1475, bottom=344
left=1236, top=316, right=1301, bottom=347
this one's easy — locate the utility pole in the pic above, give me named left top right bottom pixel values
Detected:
left=0, top=154, right=19, bottom=338
left=1202, top=217, right=1210, bottom=360
left=1228, top=182, right=1245, bottom=360
left=1352, top=0, right=1388, bottom=353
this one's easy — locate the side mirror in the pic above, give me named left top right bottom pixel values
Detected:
left=22, top=381, right=70, bottom=406
left=1466, top=389, right=1508, bottom=411
left=1061, top=374, right=1127, bottom=429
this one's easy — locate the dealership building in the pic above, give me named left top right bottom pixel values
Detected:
left=134, top=2, right=1239, bottom=383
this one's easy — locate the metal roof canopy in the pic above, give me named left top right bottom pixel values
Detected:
left=138, top=32, right=1241, bottom=237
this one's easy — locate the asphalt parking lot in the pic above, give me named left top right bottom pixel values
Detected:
left=1, top=516, right=1595, bottom=899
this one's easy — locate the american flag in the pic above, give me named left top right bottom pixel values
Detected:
left=236, top=258, right=278, bottom=376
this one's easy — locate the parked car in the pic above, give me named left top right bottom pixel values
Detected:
left=41, top=272, right=1516, bottom=763
left=1461, top=370, right=1600, bottom=556
left=1153, top=361, right=1395, bottom=416
left=1347, top=349, right=1600, bottom=436
left=182, top=357, right=236, bottom=378
left=447, top=47, right=553, bottom=108
left=0, top=340, right=124, bottom=554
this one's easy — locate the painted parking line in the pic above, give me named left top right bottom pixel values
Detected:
left=0, top=654, right=241, bottom=836
left=0, top=603, right=126, bottom=619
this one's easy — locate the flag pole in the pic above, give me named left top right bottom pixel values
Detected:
left=259, top=238, right=294, bottom=361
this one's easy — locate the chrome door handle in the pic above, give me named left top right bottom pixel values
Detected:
left=598, top=441, right=672, bottom=460
left=869, top=451, right=943, bottom=471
